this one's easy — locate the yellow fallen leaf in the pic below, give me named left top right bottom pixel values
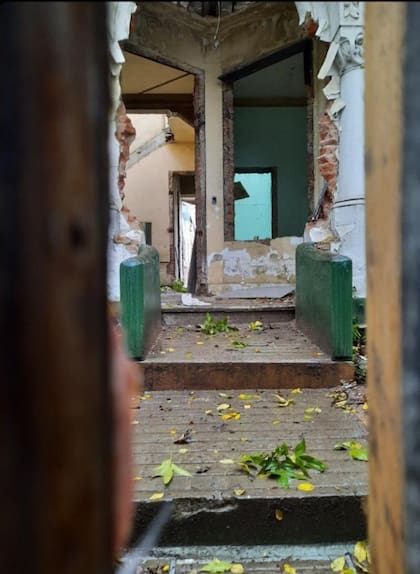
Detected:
left=304, top=415, right=313, bottom=420
left=330, top=556, right=346, bottom=572
left=354, top=540, right=368, bottom=564
left=196, top=341, right=204, bottom=345
left=221, top=412, right=241, bottom=420
left=219, top=393, right=232, bottom=398
left=291, top=388, right=302, bottom=394
left=166, top=347, right=175, bottom=352
left=362, top=402, right=368, bottom=411
left=230, top=565, right=244, bottom=574
left=149, top=492, right=164, bottom=500
left=275, top=509, right=283, bottom=521
left=238, top=393, right=260, bottom=400
left=170, top=429, right=177, bottom=435
left=240, top=437, right=248, bottom=442
left=297, top=482, right=314, bottom=492
left=217, top=403, right=231, bottom=411
left=205, top=410, right=213, bottom=415
left=179, top=448, right=189, bottom=454
left=133, top=476, right=142, bottom=481
left=141, top=394, right=152, bottom=400
left=220, top=459, right=235, bottom=464
left=273, top=393, right=295, bottom=407
left=186, top=352, right=193, bottom=359
left=283, top=564, right=296, bottom=574
left=272, top=420, right=281, bottom=425
left=244, top=404, right=252, bottom=409
left=162, top=565, right=170, bottom=573
left=233, top=488, right=246, bottom=496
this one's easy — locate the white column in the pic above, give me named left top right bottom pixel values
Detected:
left=331, top=60, right=366, bottom=297
left=329, top=4, right=366, bottom=298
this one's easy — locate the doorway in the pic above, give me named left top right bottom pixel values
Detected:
left=170, top=172, right=196, bottom=291
left=234, top=168, right=277, bottom=240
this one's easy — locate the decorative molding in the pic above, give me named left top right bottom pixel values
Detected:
left=342, top=2, right=361, bottom=23
left=337, top=30, right=364, bottom=73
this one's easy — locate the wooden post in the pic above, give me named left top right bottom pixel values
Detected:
left=365, top=3, right=420, bottom=572
left=0, top=3, right=112, bottom=574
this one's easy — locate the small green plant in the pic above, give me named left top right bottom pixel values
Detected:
left=171, top=279, right=188, bottom=293
left=239, top=438, right=327, bottom=488
left=249, top=320, right=263, bottom=331
left=200, top=312, right=238, bottom=335
left=352, top=318, right=367, bottom=384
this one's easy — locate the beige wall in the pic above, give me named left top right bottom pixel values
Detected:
left=129, top=114, right=167, bottom=150
left=124, top=142, right=195, bottom=281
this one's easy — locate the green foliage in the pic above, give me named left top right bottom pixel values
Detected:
left=171, top=279, right=188, bottom=293
left=239, top=438, right=327, bottom=488
left=334, top=441, right=368, bottom=461
left=352, top=318, right=367, bottom=384
left=200, top=313, right=239, bottom=335
left=231, top=340, right=248, bottom=349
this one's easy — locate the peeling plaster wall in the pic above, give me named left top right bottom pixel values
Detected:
left=124, top=142, right=195, bottom=282
left=208, top=237, right=303, bottom=294
left=107, top=1, right=141, bottom=302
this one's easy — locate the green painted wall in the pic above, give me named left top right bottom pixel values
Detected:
left=296, top=243, right=353, bottom=360
left=233, top=107, right=307, bottom=237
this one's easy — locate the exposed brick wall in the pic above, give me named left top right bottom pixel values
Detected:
left=116, top=102, right=136, bottom=201
left=113, top=101, right=144, bottom=254
left=317, top=102, right=339, bottom=219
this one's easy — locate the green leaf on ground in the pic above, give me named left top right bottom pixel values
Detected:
left=153, top=458, right=192, bottom=485
left=239, top=438, right=327, bottom=488
left=334, top=441, right=368, bottom=461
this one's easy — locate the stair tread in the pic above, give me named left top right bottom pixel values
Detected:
left=129, top=388, right=367, bottom=545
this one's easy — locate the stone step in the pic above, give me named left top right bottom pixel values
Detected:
left=162, top=306, right=295, bottom=327
left=120, top=543, right=362, bottom=574
left=129, top=389, right=367, bottom=548
left=141, top=321, right=353, bottom=391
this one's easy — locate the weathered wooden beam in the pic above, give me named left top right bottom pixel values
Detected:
left=0, top=3, right=112, bottom=574
left=402, top=3, right=420, bottom=572
left=365, top=3, right=405, bottom=572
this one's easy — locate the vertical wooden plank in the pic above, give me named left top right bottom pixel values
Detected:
left=402, top=4, right=420, bottom=572
left=0, top=3, right=112, bottom=574
left=365, top=3, right=405, bottom=573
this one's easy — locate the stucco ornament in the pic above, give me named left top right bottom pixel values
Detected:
left=107, top=2, right=137, bottom=119
left=336, top=31, right=364, bottom=74
left=343, top=2, right=360, bottom=21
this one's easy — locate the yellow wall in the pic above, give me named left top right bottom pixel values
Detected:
left=124, top=142, right=195, bottom=281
